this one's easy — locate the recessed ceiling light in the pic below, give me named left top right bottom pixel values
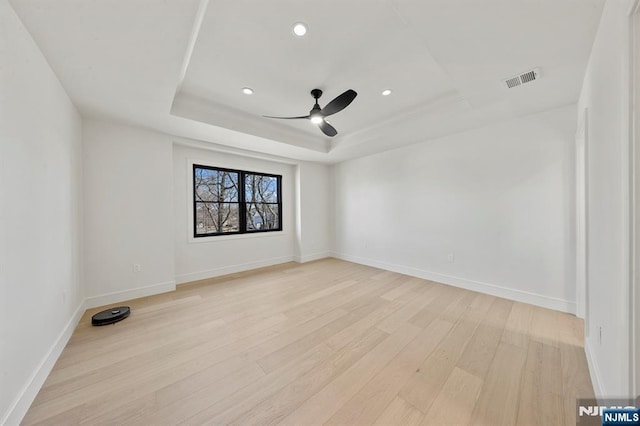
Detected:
left=242, top=87, right=254, bottom=95
left=382, top=89, right=392, bottom=96
left=293, top=22, right=307, bottom=37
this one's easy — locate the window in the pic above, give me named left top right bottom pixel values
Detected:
left=193, top=164, right=282, bottom=237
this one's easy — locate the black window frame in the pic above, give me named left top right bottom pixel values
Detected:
left=193, top=164, right=282, bottom=238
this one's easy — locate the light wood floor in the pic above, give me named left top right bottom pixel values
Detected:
left=23, top=258, right=594, bottom=425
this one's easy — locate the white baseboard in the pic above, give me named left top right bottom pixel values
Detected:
left=296, top=252, right=331, bottom=263
left=585, top=340, right=604, bottom=403
left=175, top=255, right=296, bottom=284
left=1, top=300, right=86, bottom=426
left=85, top=281, right=176, bottom=309
left=331, top=252, right=576, bottom=314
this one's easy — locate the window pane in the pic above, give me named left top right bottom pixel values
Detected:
left=195, top=202, right=239, bottom=234
left=194, top=168, right=239, bottom=202
left=246, top=204, right=280, bottom=231
left=245, top=174, right=278, bottom=203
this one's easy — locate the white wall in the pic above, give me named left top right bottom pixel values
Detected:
left=173, top=144, right=297, bottom=283
left=334, top=105, right=576, bottom=313
left=0, top=0, right=84, bottom=422
left=578, top=0, right=634, bottom=400
left=82, top=120, right=175, bottom=307
left=82, top=120, right=331, bottom=295
left=296, top=162, right=333, bottom=263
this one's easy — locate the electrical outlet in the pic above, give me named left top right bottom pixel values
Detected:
left=133, top=263, right=141, bottom=273
left=447, top=253, right=455, bottom=263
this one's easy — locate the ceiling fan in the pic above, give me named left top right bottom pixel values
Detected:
left=264, top=89, right=357, bottom=137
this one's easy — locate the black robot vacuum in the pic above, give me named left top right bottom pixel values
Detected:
left=91, top=306, right=130, bottom=326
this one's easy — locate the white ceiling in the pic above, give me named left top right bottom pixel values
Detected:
left=9, top=0, right=604, bottom=163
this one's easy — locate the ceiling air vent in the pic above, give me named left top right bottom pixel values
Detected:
left=503, top=68, right=540, bottom=89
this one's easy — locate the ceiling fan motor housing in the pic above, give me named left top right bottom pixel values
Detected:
left=310, top=104, right=322, bottom=115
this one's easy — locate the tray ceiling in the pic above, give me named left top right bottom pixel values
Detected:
left=10, top=0, right=604, bottom=162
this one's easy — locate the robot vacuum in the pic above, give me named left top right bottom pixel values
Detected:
left=91, top=306, right=130, bottom=326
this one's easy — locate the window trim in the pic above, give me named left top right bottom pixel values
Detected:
left=192, top=164, right=283, bottom=238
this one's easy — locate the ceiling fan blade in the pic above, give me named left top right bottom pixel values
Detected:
left=263, top=115, right=310, bottom=120
left=318, top=120, right=338, bottom=137
left=320, top=89, right=357, bottom=117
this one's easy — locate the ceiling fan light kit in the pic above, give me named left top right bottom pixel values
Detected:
left=264, top=88, right=357, bottom=137
left=292, top=22, right=308, bottom=36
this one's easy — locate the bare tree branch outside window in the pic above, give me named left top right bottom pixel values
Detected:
left=193, top=165, right=281, bottom=237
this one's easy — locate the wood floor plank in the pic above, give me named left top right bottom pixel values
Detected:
left=21, top=259, right=593, bottom=426
left=187, top=327, right=389, bottom=425
left=470, top=342, right=527, bottom=426
left=398, top=313, right=482, bottom=412
left=256, top=311, right=359, bottom=373
left=129, top=362, right=266, bottom=425
left=221, top=328, right=390, bottom=425
left=515, top=340, right=564, bottom=426
left=283, top=277, right=391, bottom=323
left=373, top=396, right=425, bottom=426
left=377, top=283, right=441, bottom=334
left=277, top=324, right=422, bottom=426
left=501, top=302, right=534, bottom=349
left=437, top=290, right=477, bottom=324
left=421, top=367, right=483, bottom=426
left=529, top=305, right=560, bottom=347
left=325, top=319, right=453, bottom=426
left=35, top=311, right=287, bottom=401
left=456, top=324, right=502, bottom=380
left=83, top=392, right=158, bottom=426
left=556, top=311, right=585, bottom=347
left=84, top=363, right=264, bottom=425
left=456, top=298, right=512, bottom=380
left=408, top=284, right=460, bottom=328
left=380, top=277, right=426, bottom=301
left=324, top=299, right=408, bottom=351
left=461, top=292, right=496, bottom=322
left=180, top=344, right=336, bottom=425
left=559, top=341, right=595, bottom=425
left=25, top=308, right=349, bottom=423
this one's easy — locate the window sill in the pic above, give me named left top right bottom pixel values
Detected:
left=188, top=231, right=289, bottom=244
